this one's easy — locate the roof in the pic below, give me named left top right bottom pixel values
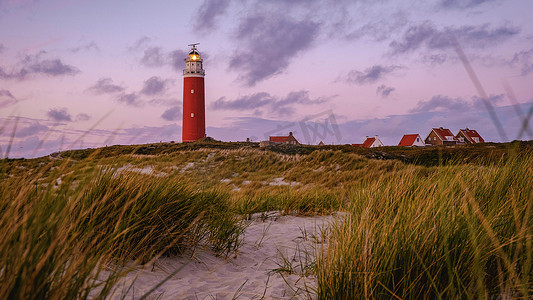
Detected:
left=270, top=136, right=289, bottom=143
left=398, top=134, right=420, bottom=146
left=269, top=132, right=299, bottom=144
left=459, top=128, right=484, bottom=143
left=430, top=127, right=456, bottom=141
left=363, top=137, right=375, bottom=148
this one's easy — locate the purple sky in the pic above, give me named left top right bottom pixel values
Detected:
left=1, top=0, right=533, bottom=158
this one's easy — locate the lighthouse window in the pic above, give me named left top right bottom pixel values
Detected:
left=191, top=89, right=194, bottom=93
left=191, top=113, right=194, bottom=118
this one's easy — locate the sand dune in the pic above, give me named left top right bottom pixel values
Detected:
left=109, top=212, right=340, bottom=299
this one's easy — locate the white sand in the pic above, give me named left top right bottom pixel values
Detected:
left=267, top=177, right=301, bottom=186
left=111, top=164, right=167, bottom=177
left=108, top=213, right=340, bottom=300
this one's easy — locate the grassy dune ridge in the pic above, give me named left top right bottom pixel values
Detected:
left=317, top=155, right=533, bottom=298
left=1, top=141, right=532, bottom=298
left=0, top=157, right=242, bottom=299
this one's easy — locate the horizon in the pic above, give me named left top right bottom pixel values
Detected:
left=1, top=0, right=533, bottom=158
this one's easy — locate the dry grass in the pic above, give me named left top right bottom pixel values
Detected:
left=0, top=155, right=242, bottom=299
left=316, top=153, right=533, bottom=299
left=1, top=142, right=532, bottom=298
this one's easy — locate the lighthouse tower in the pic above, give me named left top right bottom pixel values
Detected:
left=182, top=43, right=206, bottom=142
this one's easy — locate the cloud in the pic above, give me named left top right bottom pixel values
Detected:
left=0, top=51, right=79, bottom=80
left=0, top=90, right=17, bottom=108
left=472, top=94, right=504, bottom=107
left=278, top=90, right=329, bottom=106
left=14, top=122, right=49, bottom=138
left=140, top=76, right=170, bottom=96
left=206, top=101, right=532, bottom=145
left=128, top=36, right=191, bottom=70
left=138, top=46, right=189, bottom=71
left=0, top=67, right=12, bottom=79
left=343, top=11, right=408, bottom=42
left=0, top=43, right=5, bottom=54
left=456, top=23, right=520, bottom=46
left=390, top=21, right=520, bottom=56
left=376, top=85, right=395, bottom=98
left=87, top=78, right=125, bottom=94
left=28, top=58, right=78, bottom=76
left=75, top=113, right=91, bottom=121
left=411, top=95, right=470, bottom=113
left=410, top=94, right=503, bottom=113
left=194, top=0, right=231, bottom=32
left=10, top=135, right=63, bottom=159
left=439, top=0, right=498, bottom=9
left=212, top=90, right=329, bottom=116
left=213, top=93, right=274, bottom=110
left=230, top=13, right=320, bottom=86
left=0, top=117, right=185, bottom=158
left=522, top=63, right=533, bottom=76
left=421, top=53, right=452, bottom=65
left=161, top=106, right=181, bottom=121
left=511, top=48, right=533, bottom=76
left=0, top=118, right=49, bottom=140
left=117, top=93, right=142, bottom=107
left=47, top=108, right=72, bottom=122
left=20, top=52, right=79, bottom=76
left=122, top=124, right=180, bottom=143
left=169, top=49, right=189, bottom=71
left=390, top=22, right=436, bottom=55
left=141, top=47, right=166, bottom=67
left=343, top=65, right=403, bottom=85
left=148, top=98, right=177, bottom=107
left=129, top=36, right=152, bottom=51
left=70, top=41, right=99, bottom=53
left=104, top=76, right=172, bottom=107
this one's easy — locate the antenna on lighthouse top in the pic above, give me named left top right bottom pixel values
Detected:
left=188, top=43, right=200, bottom=50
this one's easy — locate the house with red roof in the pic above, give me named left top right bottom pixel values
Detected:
left=398, top=134, right=425, bottom=147
left=456, top=128, right=484, bottom=144
left=352, top=135, right=384, bottom=148
left=424, top=127, right=457, bottom=146
left=269, top=132, right=300, bottom=145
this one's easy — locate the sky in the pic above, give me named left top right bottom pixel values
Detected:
left=1, top=0, right=533, bottom=158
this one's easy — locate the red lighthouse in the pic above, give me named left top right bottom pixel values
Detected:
left=182, top=43, right=206, bottom=142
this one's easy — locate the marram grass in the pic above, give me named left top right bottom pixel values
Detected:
left=1, top=144, right=532, bottom=299
left=0, top=161, right=242, bottom=299
left=316, top=154, right=533, bottom=299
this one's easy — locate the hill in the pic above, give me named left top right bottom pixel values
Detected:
left=1, top=140, right=532, bottom=298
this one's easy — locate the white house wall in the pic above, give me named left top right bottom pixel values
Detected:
left=412, top=135, right=425, bottom=146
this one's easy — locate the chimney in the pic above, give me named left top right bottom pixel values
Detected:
left=289, top=132, right=293, bottom=136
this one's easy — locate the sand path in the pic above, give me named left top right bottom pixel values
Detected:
left=109, top=212, right=340, bottom=300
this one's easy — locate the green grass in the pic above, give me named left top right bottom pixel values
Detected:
left=316, top=153, right=533, bottom=299
left=1, top=141, right=532, bottom=298
left=0, top=158, right=242, bottom=299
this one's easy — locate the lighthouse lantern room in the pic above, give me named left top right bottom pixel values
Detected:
left=182, top=43, right=206, bottom=142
